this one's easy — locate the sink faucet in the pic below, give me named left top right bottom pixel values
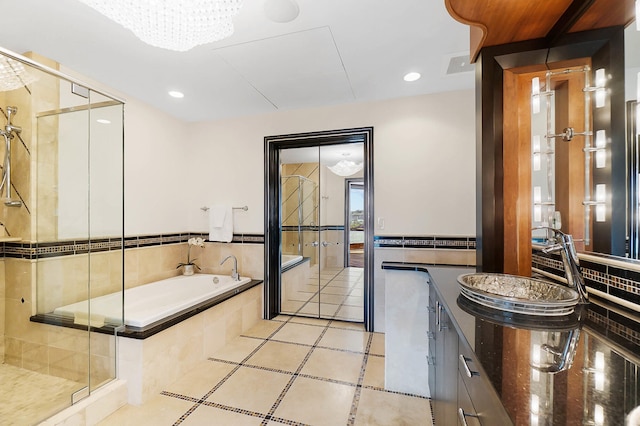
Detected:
left=535, top=226, right=588, bottom=303
left=220, top=255, right=240, bottom=281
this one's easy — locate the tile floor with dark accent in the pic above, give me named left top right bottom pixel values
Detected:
left=100, top=315, right=432, bottom=425
left=282, top=267, right=365, bottom=323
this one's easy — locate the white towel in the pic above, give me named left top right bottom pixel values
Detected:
left=209, top=204, right=233, bottom=242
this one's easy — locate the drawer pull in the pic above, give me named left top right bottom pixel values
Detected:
left=459, top=354, right=479, bottom=378
left=426, top=355, right=435, bottom=365
left=458, top=408, right=479, bottom=426
left=436, top=302, right=448, bottom=332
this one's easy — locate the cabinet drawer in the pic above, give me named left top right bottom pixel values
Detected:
left=458, top=373, right=481, bottom=426
left=458, top=340, right=513, bottom=425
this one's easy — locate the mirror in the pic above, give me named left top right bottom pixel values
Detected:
left=531, top=22, right=640, bottom=258
left=278, top=142, right=366, bottom=322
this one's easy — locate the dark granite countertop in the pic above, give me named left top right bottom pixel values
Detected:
left=382, top=262, right=640, bottom=426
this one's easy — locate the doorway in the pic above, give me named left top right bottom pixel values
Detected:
left=345, top=178, right=364, bottom=268
left=264, top=128, right=374, bottom=330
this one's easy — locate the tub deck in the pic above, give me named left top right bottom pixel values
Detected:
left=31, top=279, right=263, bottom=340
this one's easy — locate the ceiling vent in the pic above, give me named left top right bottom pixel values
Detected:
left=446, top=55, right=475, bottom=75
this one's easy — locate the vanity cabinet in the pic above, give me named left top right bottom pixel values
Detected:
left=382, top=263, right=512, bottom=425
left=428, top=271, right=513, bottom=426
left=429, top=285, right=459, bottom=425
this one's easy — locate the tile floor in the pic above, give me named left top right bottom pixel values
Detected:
left=281, top=267, right=365, bottom=323
left=100, top=315, right=432, bottom=425
left=0, top=363, right=84, bottom=425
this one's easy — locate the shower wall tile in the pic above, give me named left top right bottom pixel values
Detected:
left=22, top=342, right=50, bottom=374
left=49, top=346, right=88, bottom=382
left=0, top=260, right=5, bottom=361
left=4, top=336, right=22, bottom=367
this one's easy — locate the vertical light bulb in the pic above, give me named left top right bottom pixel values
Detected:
left=532, top=344, right=541, bottom=363
left=531, top=414, right=539, bottom=426
left=594, top=404, right=604, bottom=425
left=595, top=130, right=606, bottom=168
left=534, top=187, right=542, bottom=222
left=532, top=77, right=541, bottom=114
left=595, top=372, right=605, bottom=391
left=596, top=184, right=606, bottom=222
left=533, top=135, right=541, bottom=171
left=595, top=351, right=605, bottom=370
left=531, top=394, right=540, bottom=415
left=595, top=68, right=606, bottom=108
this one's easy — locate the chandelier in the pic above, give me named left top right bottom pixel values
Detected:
left=327, top=160, right=363, bottom=177
left=78, top=0, right=244, bottom=52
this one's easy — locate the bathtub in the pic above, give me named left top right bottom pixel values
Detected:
left=282, top=254, right=303, bottom=269
left=53, top=274, right=252, bottom=329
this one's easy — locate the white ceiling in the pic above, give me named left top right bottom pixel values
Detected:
left=0, top=0, right=474, bottom=122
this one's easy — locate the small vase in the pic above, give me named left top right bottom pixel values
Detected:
left=183, top=264, right=195, bottom=276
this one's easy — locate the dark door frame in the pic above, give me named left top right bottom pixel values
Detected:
left=264, top=127, right=374, bottom=331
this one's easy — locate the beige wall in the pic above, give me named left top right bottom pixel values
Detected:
left=184, top=91, right=476, bottom=237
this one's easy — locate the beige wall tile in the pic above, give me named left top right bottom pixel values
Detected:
left=1, top=259, right=6, bottom=361
left=4, top=336, right=22, bottom=367
left=47, top=328, right=87, bottom=360
left=22, top=341, right=49, bottom=374
left=124, top=248, right=139, bottom=289
left=241, top=244, right=264, bottom=279
left=49, top=347, right=90, bottom=383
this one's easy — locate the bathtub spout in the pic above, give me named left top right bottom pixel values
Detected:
left=220, top=255, right=240, bottom=281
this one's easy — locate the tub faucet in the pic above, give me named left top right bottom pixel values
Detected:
left=535, top=226, right=588, bottom=304
left=220, top=255, right=240, bottom=281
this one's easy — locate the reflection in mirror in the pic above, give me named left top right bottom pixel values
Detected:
left=278, top=143, right=365, bottom=322
left=530, top=23, right=640, bottom=258
left=530, top=66, right=594, bottom=253
left=627, top=21, right=640, bottom=257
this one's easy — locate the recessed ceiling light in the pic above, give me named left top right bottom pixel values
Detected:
left=168, top=90, right=184, bottom=98
left=96, top=119, right=111, bottom=124
left=403, top=72, right=421, bottom=82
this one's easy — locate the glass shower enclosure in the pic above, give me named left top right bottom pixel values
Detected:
left=0, top=48, right=124, bottom=424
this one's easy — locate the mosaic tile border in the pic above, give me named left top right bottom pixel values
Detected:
left=159, top=315, right=428, bottom=425
left=282, top=225, right=346, bottom=232
left=374, top=235, right=476, bottom=250
left=4, top=232, right=475, bottom=260
left=532, top=250, right=640, bottom=307
left=1, top=232, right=265, bottom=260
left=533, top=248, right=640, bottom=352
left=586, top=302, right=640, bottom=356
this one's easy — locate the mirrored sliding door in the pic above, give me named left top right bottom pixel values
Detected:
left=278, top=143, right=364, bottom=322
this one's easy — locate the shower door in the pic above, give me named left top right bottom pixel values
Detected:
left=279, top=143, right=364, bottom=322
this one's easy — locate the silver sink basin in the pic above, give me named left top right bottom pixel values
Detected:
left=457, top=273, right=580, bottom=316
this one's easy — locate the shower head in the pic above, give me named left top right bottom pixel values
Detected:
left=4, top=199, right=22, bottom=207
